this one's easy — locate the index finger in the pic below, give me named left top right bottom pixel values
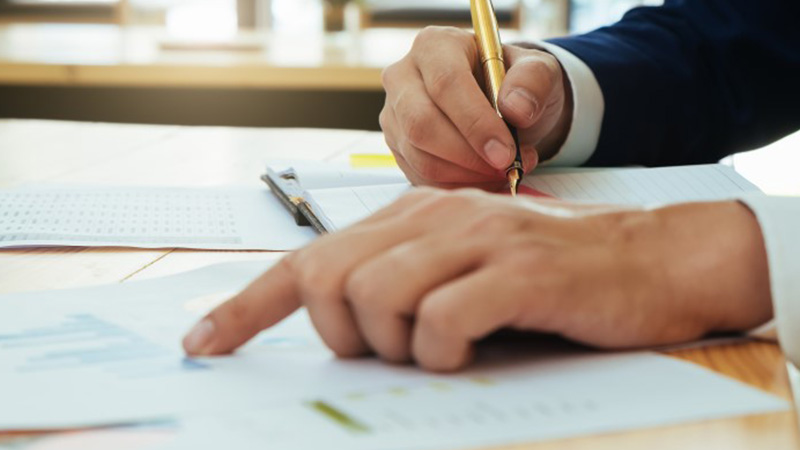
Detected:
left=412, top=28, right=515, bottom=171
left=183, top=257, right=301, bottom=356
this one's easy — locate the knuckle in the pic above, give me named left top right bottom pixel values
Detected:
left=417, top=298, right=457, bottom=337
left=414, top=25, right=448, bottom=48
left=527, top=52, right=561, bottom=88
left=295, top=255, right=337, bottom=303
left=426, top=68, right=459, bottom=100
left=410, top=153, right=442, bottom=182
left=401, top=106, right=434, bottom=148
left=540, top=52, right=562, bottom=76
left=460, top=108, right=488, bottom=142
left=344, top=267, right=379, bottom=309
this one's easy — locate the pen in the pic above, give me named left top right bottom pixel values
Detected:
left=470, top=0, right=524, bottom=196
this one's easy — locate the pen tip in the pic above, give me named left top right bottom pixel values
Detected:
left=508, top=170, right=520, bottom=197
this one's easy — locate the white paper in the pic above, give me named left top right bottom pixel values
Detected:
left=156, top=351, right=788, bottom=450
left=0, top=186, right=317, bottom=250
left=268, top=161, right=408, bottom=190
left=0, top=261, right=787, bottom=436
left=307, top=184, right=410, bottom=231
left=523, top=164, right=760, bottom=205
left=0, top=260, right=438, bottom=430
left=305, top=164, right=761, bottom=232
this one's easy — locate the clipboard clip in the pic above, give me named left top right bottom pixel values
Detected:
left=261, top=168, right=328, bottom=234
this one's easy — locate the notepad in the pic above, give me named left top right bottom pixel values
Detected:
left=267, top=164, right=761, bottom=233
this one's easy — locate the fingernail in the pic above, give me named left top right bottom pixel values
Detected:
left=484, top=139, right=513, bottom=169
left=503, top=89, right=538, bottom=121
left=184, top=319, right=216, bottom=354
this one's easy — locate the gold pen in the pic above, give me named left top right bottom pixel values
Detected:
left=470, top=0, right=524, bottom=196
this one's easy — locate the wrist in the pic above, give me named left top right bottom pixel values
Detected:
left=656, top=201, right=773, bottom=334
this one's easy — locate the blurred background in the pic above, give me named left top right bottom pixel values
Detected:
left=0, top=0, right=664, bottom=130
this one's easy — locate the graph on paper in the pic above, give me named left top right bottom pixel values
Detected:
left=1, top=313, right=208, bottom=380
left=306, top=378, right=601, bottom=436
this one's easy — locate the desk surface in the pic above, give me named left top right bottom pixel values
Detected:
left=0, top=119, right=798, bottom=449
left=0, top=24, right=531, bottom=91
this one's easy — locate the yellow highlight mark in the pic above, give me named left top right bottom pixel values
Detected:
left=349, top=153, right=398, bottom=168
left=307, top=400, right=370, bottom=434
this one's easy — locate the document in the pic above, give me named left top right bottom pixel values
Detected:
left=295, top=164, right=760, bottom=232
left=157, top=349, right=788, bottom=450
left=523, top=164, right=760, bottom=205
left=0, top=261, right=787, bottom=437
left=307, top=183, right=410, bottom=231
left=0, top=186, right=317, bottom=250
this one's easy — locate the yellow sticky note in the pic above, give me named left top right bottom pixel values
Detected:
left=349, top=153, right=398, bottom=168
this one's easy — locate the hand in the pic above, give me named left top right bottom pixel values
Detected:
left=183, top=189, right=772, bottom=372
left=380, top=27, right=573, bottom=190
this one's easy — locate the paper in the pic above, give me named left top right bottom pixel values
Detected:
left=0, top=261, right=787, bottom=436
left=267, top=160, right=408, bottom=190
left=523, top=164, right=760, bottom=205
left=156, top=350, right=788, bottom=450
left=0, top=260, right=476, bottom=430
left=0, top=186, right=317, bottom=250
left=307, top=184, right=410, bottom=231
left=304, top=164, right=760, bottom=232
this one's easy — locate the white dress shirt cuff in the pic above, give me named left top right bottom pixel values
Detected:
left=739, top=193, right=800, bottom=364
left=534, top=41, right=605, bottom=167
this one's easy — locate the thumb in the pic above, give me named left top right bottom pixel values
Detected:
left=499, top=46, right=565, bottom=130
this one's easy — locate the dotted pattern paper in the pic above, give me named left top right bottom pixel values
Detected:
left=0, top=187, right=317, bottom=250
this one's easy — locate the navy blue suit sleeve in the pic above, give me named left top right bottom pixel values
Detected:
left=548, top=0, right=800, bottom=167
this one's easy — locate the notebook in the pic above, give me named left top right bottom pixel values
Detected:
left=264, top=163, right=761, bottom=234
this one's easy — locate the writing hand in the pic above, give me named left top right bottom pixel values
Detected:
left=380, top=27, right=573, bottom=190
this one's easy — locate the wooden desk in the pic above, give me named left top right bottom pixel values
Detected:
left=0, top=119, right=798, bottom=449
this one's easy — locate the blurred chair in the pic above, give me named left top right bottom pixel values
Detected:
left=0, top=0, right=130, bottom=24
left=359, top=0, right=523, bottom=29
